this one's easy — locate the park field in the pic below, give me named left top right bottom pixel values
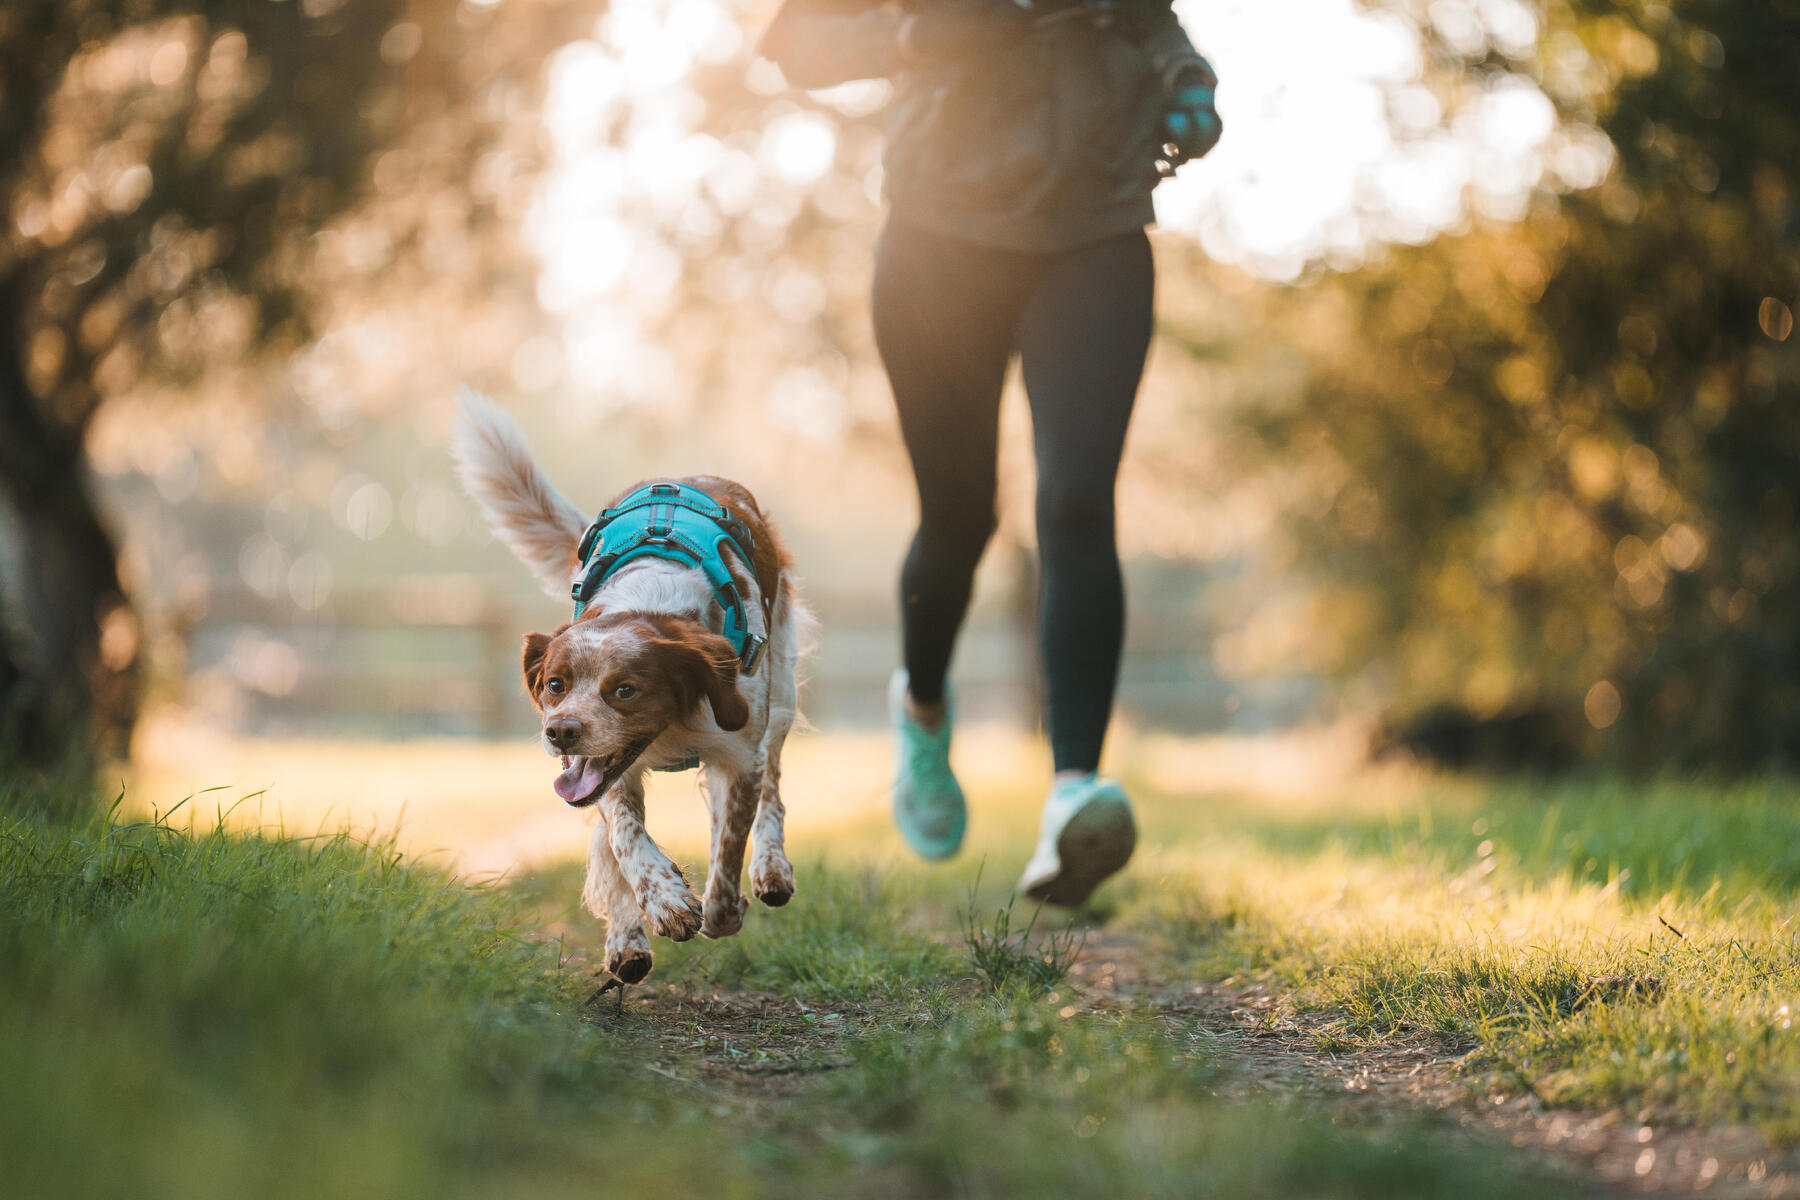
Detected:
left=8, top=726, right=1800, bottom=1197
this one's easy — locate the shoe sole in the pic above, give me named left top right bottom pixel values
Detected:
left=1022, top=795, right=1137, bottom=907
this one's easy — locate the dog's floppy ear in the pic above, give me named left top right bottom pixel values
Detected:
left=521, top=631, right=553, bottom=707
left=648, top=617, right=749, bottom=732
left=691, top=634, right=751, bottom=732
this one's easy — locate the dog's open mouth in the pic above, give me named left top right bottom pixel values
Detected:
left=552, top=743, right=648, bottom=807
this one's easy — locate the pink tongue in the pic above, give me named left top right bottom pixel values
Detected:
left=553, top=758, right=605, bottom=804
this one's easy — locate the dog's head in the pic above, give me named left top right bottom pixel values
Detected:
left=522, top=610, right=749, bottom=807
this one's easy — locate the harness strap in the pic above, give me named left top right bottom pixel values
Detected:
left=569, top=483, right=770, bottom=674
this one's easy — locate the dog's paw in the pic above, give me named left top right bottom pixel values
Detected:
left=701, top=892, right=749, bottom=939
left=751, top=853, right=796, bottom=907
left=605, top=945, right=654, bottom=984
left=643, top=886, right=704, bottom=942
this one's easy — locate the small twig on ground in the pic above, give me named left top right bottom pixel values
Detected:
left=587, top=975, right=630, bottom=1014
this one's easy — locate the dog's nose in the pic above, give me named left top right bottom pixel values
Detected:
left=545, top=717, right=583, bottom=752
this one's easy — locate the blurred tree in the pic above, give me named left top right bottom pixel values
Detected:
left=0, top=0, right=594, bottom=763
left=1230, top=1, right=1799, bottom=767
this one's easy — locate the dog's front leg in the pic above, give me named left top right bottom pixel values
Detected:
left=599, top=774, right=703, bottom=942
left=582, top=819, right=653, bottom=983
left=699, top=763, right=761, bottom=939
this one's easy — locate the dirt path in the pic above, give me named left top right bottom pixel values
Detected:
left=575, top=929, right=1800, bottom=1200
left=1161, top=983, right=1794, bottom=1198
left=1063, top=932, right=1800, bottom=1199
left=582, top=984, right=864, bottom=1096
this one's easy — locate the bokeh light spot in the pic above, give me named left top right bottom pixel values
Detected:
left=1585, top=681, right=1622, bottom=729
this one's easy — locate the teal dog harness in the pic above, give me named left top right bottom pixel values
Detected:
left=570, top=482, right=769, bottom=675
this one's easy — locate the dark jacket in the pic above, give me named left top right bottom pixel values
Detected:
left=761, top=0, right=1207, bottom=253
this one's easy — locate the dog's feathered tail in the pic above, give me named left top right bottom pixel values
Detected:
left=450, top=388, right=589, bottom=600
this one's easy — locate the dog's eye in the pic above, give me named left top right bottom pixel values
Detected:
left=546, top=678, right=565, bottom=695
left=613, top=684, right=637, bottom=700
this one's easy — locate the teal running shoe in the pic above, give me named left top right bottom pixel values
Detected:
left=1017, top=774, right=1136, bottom=907
left=889, top=669, right=967, bottom=860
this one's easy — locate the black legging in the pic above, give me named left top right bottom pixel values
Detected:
left=872, top=219, right=1154, bottom=774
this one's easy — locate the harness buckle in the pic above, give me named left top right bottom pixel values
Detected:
left=718, top=516, right=756, bottom=556
left=740, top=633, right=768, bottom=676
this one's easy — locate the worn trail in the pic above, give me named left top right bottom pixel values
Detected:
left=575, top=927, right=1800, bottom=1200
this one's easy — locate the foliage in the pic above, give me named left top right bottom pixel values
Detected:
left=0, top=0, right=912, bottom=766
left=0, top=0, right=591, bottom=760
left=1226, top=1, right=1800, bottom=766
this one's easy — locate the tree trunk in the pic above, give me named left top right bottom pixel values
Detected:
left=0, top=280, right=137, bottom=764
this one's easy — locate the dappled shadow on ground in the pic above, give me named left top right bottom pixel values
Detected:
left=115, top=728, right=1800, bottom=1196
left=519, top=760, right=1800, bottom=1200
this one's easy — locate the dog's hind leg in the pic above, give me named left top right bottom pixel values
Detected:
left=583, top=818, right=653, bottom=984
left=750, top=625, right=799, bottom=907
left=749, top=733, right=796, bottom=906
left=699, top=764, right=759, bottom=939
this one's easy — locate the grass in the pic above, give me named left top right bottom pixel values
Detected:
left=960, top=873, right=1085, bottom=996
left=2, top=752, right=1578, bottom=1199
left=1111, top=767, right=1800, bottom=1144
left=526, top=855, right=1563, bottom=1198
left=23, top=727, right=1800, bottom=1194
left=812, top=996, right=1550, bottom=1199
left=0, top=784, right=712, bottom=1200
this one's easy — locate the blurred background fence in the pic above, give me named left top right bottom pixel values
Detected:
left=116, top=506, right=1315, bottom=740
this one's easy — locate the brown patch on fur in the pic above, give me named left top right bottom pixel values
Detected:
left=528, top=611, right=749, bottom=754
left=521, top=630, right=556, bottom=705
left=627, top=611, right=750, bottom=732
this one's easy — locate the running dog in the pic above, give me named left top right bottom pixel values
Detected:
left=451, top=391, right=807, bottom=985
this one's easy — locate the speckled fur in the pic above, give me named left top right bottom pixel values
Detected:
left=453, top=392, right=812, bottom=985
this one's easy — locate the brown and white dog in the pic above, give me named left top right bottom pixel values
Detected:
left=451, top=392, right=808, bottom=985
